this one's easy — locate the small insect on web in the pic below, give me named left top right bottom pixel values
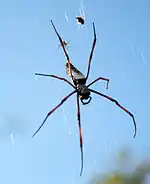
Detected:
left=76, top=16, right=85, bottom=25
left=76, top=0, right=85, bottom=25
left=33, top=20, right=137, bottom=176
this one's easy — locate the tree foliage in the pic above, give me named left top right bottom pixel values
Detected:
left=87, top=149, right=150, bottom=184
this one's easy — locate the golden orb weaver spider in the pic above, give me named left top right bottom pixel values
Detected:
left=33, top=20, right=137, bottom=176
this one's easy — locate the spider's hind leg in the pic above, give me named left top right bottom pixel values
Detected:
left=86, top=23, right=97, bottom=81
left=50, top=20, right=74, bottom=81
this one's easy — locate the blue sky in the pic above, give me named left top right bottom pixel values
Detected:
left=0, top=0, right=150, bottom=183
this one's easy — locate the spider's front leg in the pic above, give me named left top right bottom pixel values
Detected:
left=89, top=88, right=137, bottom=138
left=76, top=94, right=84, bottom=176
left=32, top=90, right=77, bottom=137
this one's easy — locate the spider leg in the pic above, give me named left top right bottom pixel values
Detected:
left=35, top=73, right=76, bottom=89
left=76, top=94, right=84, bottom=176
left=87, top=77, right=110, bottom=89
left=50, top=20, right=74, bottom=81
left=86, top=23, right=96, bottom=81
left=89, top=89, right=137, bottom=138
left=32, top=90, right=77, bottom=137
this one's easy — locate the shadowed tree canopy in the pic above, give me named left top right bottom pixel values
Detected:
left=87, top=149, right=150, bottom=184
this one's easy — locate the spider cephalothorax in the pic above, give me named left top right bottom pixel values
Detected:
left=33, top=20, right=137, bottom=176
left=77, top=84, right=91, bottom=104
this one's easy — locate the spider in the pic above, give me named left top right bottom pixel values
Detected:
left=58, top=40, right=70, bottom=49
left=33, top=20, right=137, bottom=176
